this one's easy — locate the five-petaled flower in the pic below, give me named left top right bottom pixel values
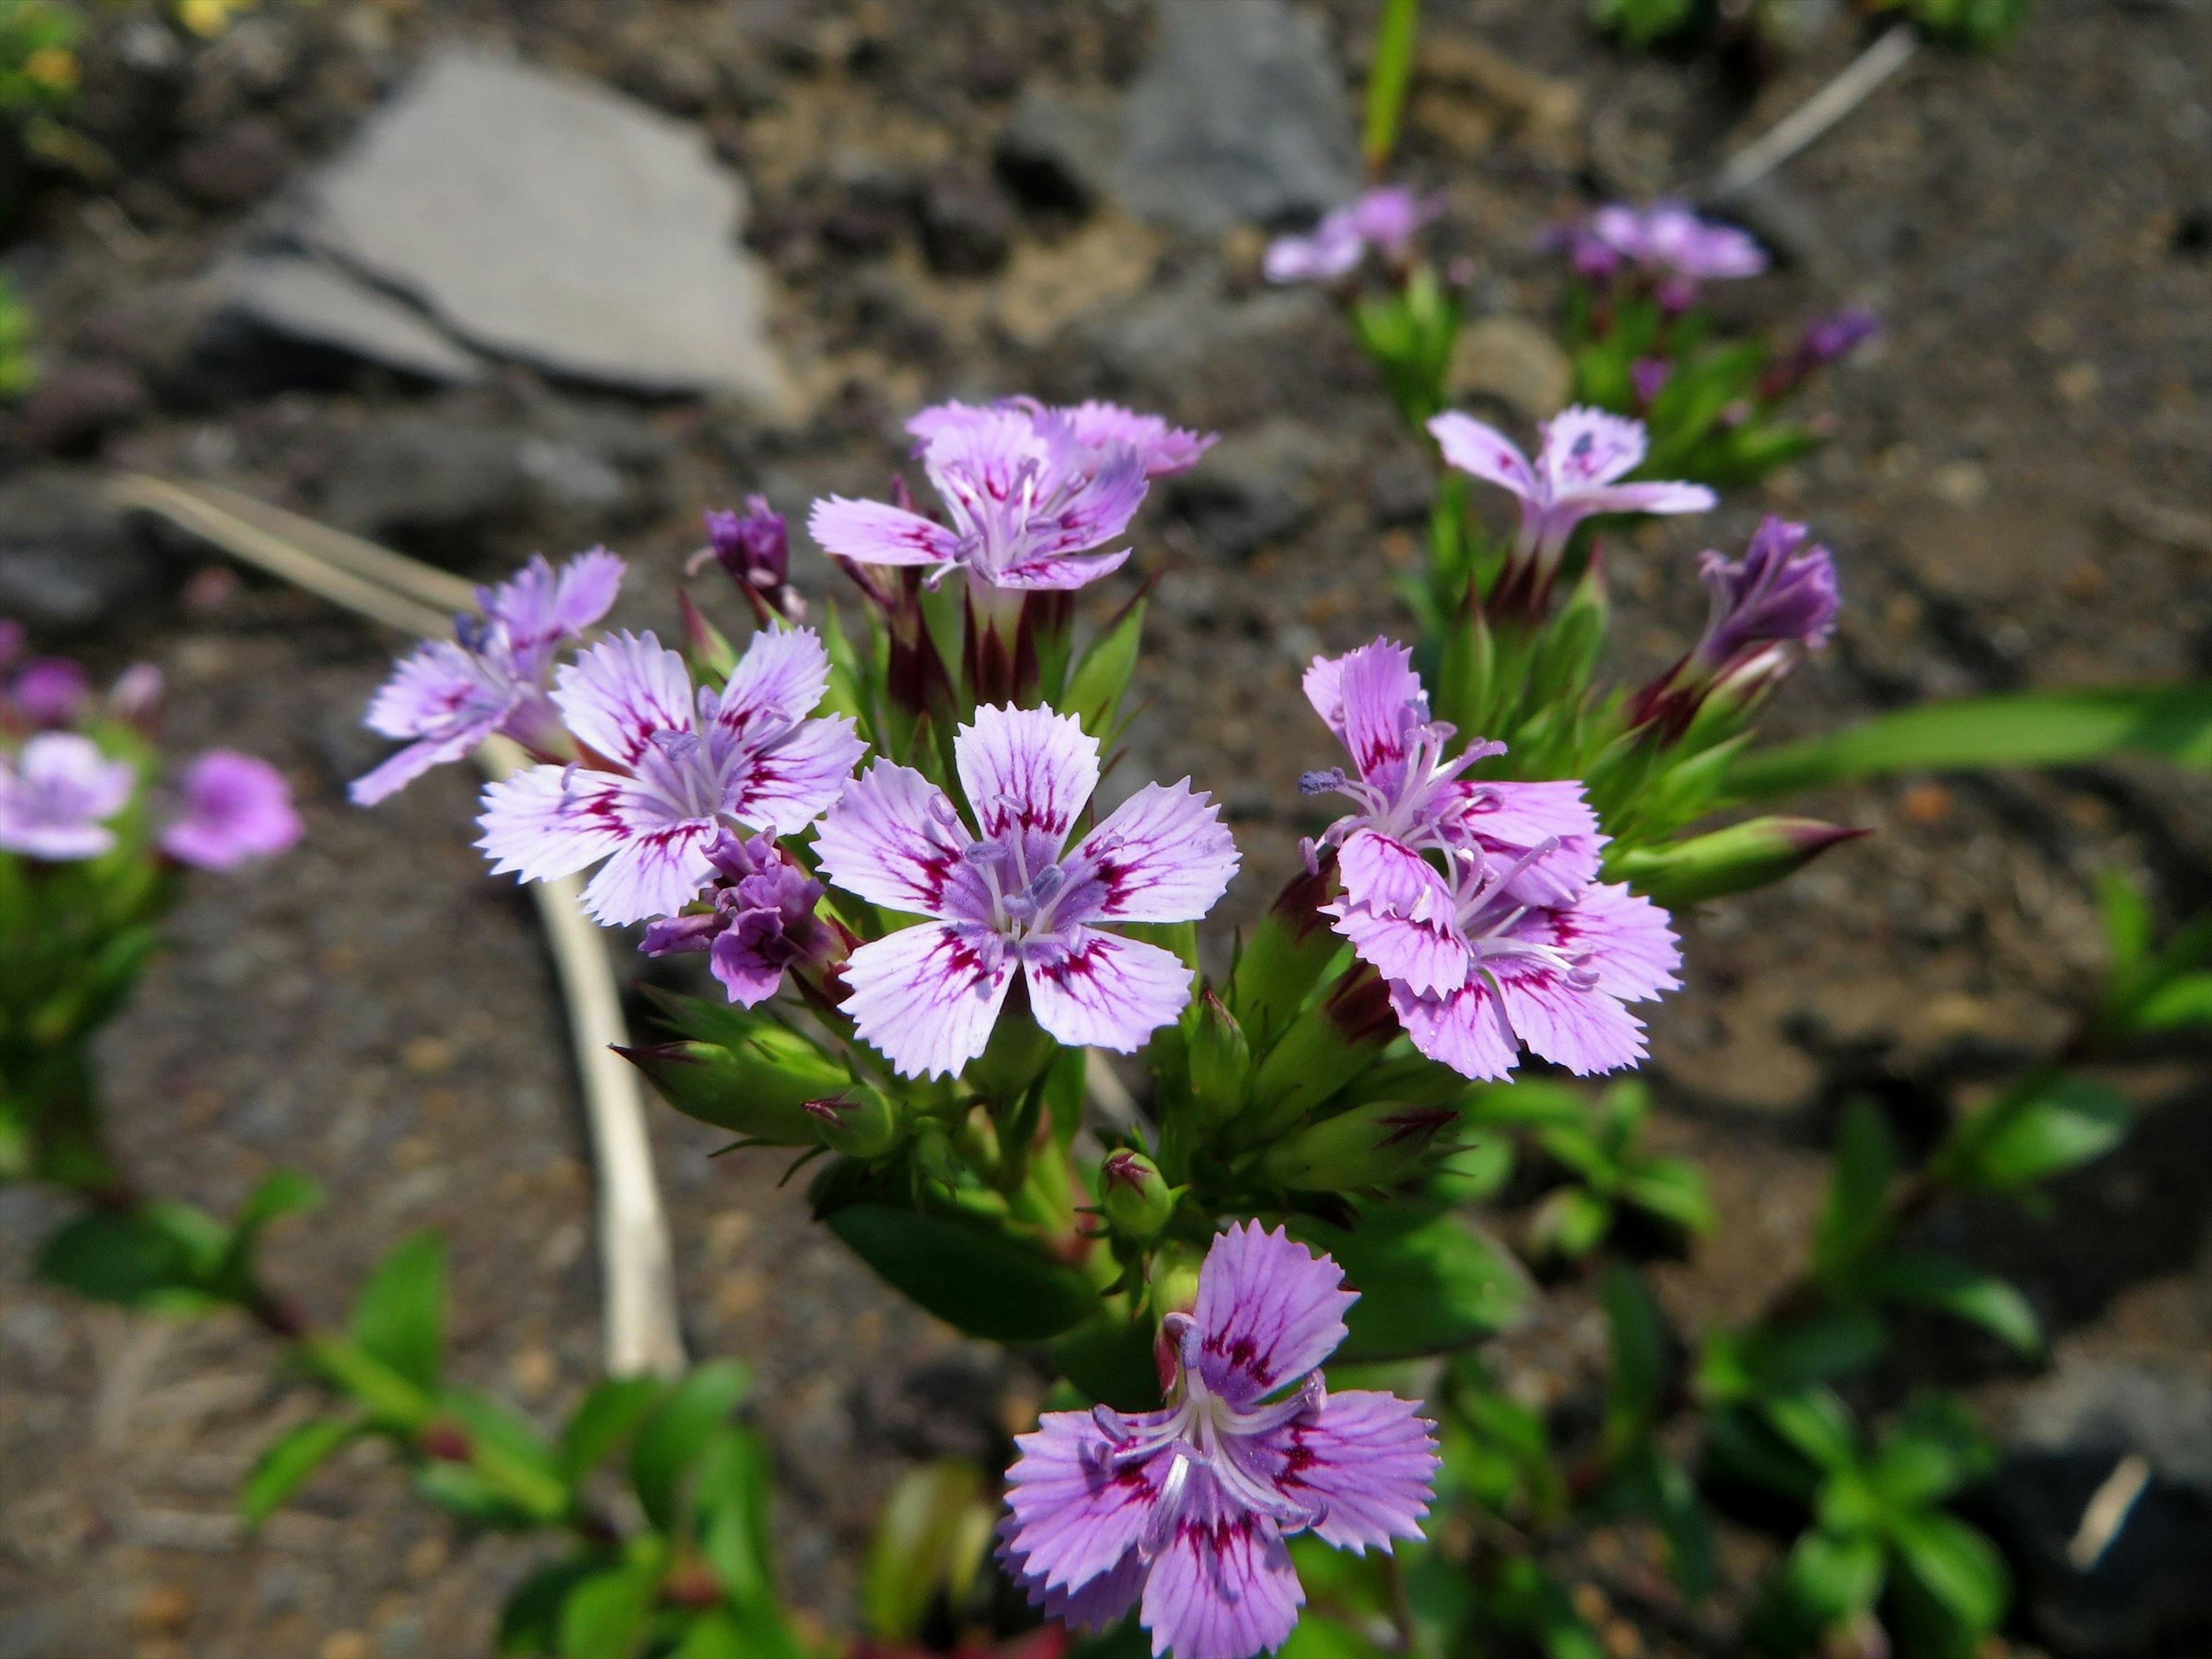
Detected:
left=1000, top=1222, right=1437, bottom=1659
left=160, top=751, right=302, bottom=870
left=1300, top=639, right=1605, bottom=995
left=0, top=732, right=137, bottom=861
left=351, top=549, right=626, bottom=806
left=477, top=627, right=864, bottom=926
left=1262, top=186, right=1442, bottom=286
left=640, top=831, right=843, bottom=1006
left=813, top=703, right=1237, bottom=1079
left=1427, top=406, right=1714, bottom=604
left=809, top=403, right=1153, bottom=593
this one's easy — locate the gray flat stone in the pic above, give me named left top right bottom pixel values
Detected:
left=1113, top=0, right=1358, bottom=235
left=300, top=47, right=785, bottom=402
left=215, top=252, right=487, bottom=383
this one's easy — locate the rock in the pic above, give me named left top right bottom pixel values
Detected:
left=1984, top=1358, right=2212, bottom=1657
left=175, top=115, right=294, bottom=209
left=18, top=359, right=151, bottom=454
left=916, top=167, right=1014, bottom=276
left=1079, top=266, right=1331, bottom=420
left=1448, top=315, right=1573, bottom=423
left=995, top=85, right=1122, bottom=213
left=212, top=253, right=487, bottom=385
left=1411, top=33, right=1583, bottom=164
left=0, top=468, right=161, bottom=632
left=1166, top=416, right=1334, bottom=561
left=1113, top=0, right=1359, bottom=235
left=297, top=48, right=785, bottom=402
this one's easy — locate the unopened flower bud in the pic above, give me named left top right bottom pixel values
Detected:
left=1609, top=817, right=1866, bottom=907
left=419, top=1421, right=471, bottom=1463
left=802, top=1086, right=901, bottom=1159
left=699, top=498, right=802, bottom=620
left=1262, top=1100, right=1460, bottom=1192
left=1100, top=1149, right=1176, bottom=1238
left=616, top=1035, right=846, bottom=1145
left=1186, top=991, right=1250, bottom=1123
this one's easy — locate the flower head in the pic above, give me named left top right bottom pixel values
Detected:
left=352, top=549, right=626, bottom=805
left=11, top=657, right=90, bottom=727
left=1001, top=1223, right=1438, bottom=1659
left=477, top=626, right=865, bottom=926
left=1263, top=187, right=1441, bottom=285
left=699, top=499, right=803, bottom=621
left=1343, top=844, right=1680, bottom=1082
left=814, top=704, right=1237, bottom=1078
left=1559, top=202, right=1767, bottom=309
left=160, top=750, right=302, bottom=869
left=0, top=732, right=136, bottom=860
left=811, top=402, right=1157, bottom=593
left=1428, top=406, right=1714, bottom=604
left=1300, top=641, right=1605, bottom=995
left=640, top=831, right=842, bottom=1006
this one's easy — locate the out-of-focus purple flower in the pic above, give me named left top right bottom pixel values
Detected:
left=352, top=550, right=626, bottom=806
left=1427, top=406, right=1715, bottom=607
left=1629, top=518, right=1839, bottom=739
left=812, top=404, right=1152, bottom=593
left=1301, top=640, right=1605, bottom=995
left=641, top=832, right=843, bottom=1006
left=477, top=627, right=864, bottom=926
left=1761, top=306, right=1881, bottom=400
left=1630, top=357, right=1674, bottom=408
left=1334, top=841, right=1680, bottom=1081
left=698, top=498, right=804, bottom=622
left=1264, top=186, right=1444, bottom=286
left=0, top=732, right=136, bottom=861
left=815, top=704, right=1237, bottom=1078
left=1551, top=202, right=1767, bottom=308
left=160, top=751, right=302, bottom=869
left=11, top=658, right=91, bottom=727
left=1001, top=1222, right=1437, bottom=1659
left=108, top=664, right=164, bottom=726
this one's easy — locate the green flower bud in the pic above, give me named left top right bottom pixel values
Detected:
left=1226, top=863, right=1341, bottom=1044
left=1099, top=1149, right=1176, bottom=1239
left=1147, top=1241, right=1203, bottom=1328
left=1262, top=1100, right=1461, bottom=1192
left=802, top=1085, right=902, bottom=1159
left=1248, top=968, right=1398, bottom=1134
left=617, top=1033, right=846, bottom=1145
left=1608, top=817, right=1866, bottom=907
left=1186, top=991, right=1250, bottom=1124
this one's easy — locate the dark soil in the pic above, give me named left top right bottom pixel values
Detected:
left=3, top=2, right=2211, bottom=1656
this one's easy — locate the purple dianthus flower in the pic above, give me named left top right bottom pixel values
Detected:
left=814, top=704, right=1237, bottom=1079
left=1263, top=187, right=1442, bottom=286
left=12, top=658, right=90, bottom=728
left=160, top=751, right=302, bottom=870
left=1567, top=202, right=1766, bottom=310
left=352, top=550, right=626, bottom=806
left=476, top=626, right=864, bottom=926
left=0, top=732, right=136, bottom=861
left=699, top=498, right=803, bottom=622
left=1000, top=1222, right=1438, bottom=1659
left=1427, top=407, right=1714, bottom=606
left=641, top=831, right=843, bottom=1006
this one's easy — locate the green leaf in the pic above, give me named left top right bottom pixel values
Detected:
left=1762, top=1387, right=1861, bottom=1474
left=1813, top=1103, right=1895, bottom=1281
left=213, top=1169, right=324, bottom=1301
left=1527, top=1184, right=1613, bottom=1260
left=351, top=1232, right=446, bottom=1392
left=631, top=1359, right=752, bottom=1531
left=695, top=1426, right=781, bottom=1607
left=1600, top=1445, right=1714, bottom=1599
left=558, top=1549, right=664, bottom=1659
left=560, top=1377, right=666, bottom=1486
left=1619, top=1157, right=1717, bottom=1235
left=498, top=1555, right=604, bottom=1657
left=415, top=1459, right=547, bottom=1529
left=1702, top=1309, right=1890, bottom=1403
left=1888, top=1510, right=2010, bottom=1633
left=35, top=1203, right=225, bottom=1310
left=2097, top=869, right=2153, bottom=970
left=826, top=1204, right=1102, bottom=1343
left=2132, top=971, right=2212, bottom=1030
left=240, top=1416, right=358, bottom=1525
left=1602, top=1265, right=1668, bottom=1446
left=1872, top=1395, right=1993, bottom=1509
left=1063, top=596, right=1146, bottom=740
left=1729, top=683, right=2212, bottom=798
left=1948, top=1075, right=2130, bottom=1190
left=862, top=1460, right=990, bottom=1639
left=1054, top=1313, right=1162, bottom=1412
left=1858, top=1252, right=2041, bottom=1353
left=1287, top=1209, right=1531, bottom=1362
left=1786, top=1529, right=1887, bottom=1623
left=1360, top=0, right=1422, bottom=171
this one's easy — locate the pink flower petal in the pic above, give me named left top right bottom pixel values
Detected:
left=1023, top=928, right=1194, bottom=1052
left=1139, top=1478, right=1305, bottom=1659
left=476, top=764, right=629, bottom=885
left=552, top=632, right=695, bottom=768
left=714, top=626, right=833, bottom=734
left=160, top=751, right=301, bottom=870
left=841, top=922, right=1018, bottom=1079
left=1275, top=1389, right=1440, bottom=1555
left=1002, top=1409, right=1177, bottom=1601
left=1192, top=1222, right=1355, bottom=1408
left=1058, top=781, right=1238, bottom=923
left=729, top=711, right=863, bottom=838
left=1427, top=413, right=1539, bottom=501
left=812, top=760, right=978, bottom=921
left=1539, top=407, right=1649, bottom=494
left=1389, top=979, right=1521, bottom=1081
left=1326, top=639, right=1425, bottom=786
left=1495, top=967, right=1650, bottom=1076
left=806, top=495, right=962, bottom=568
left=955, top=704, right=1097, bottom=855
left=1328, top=831, right=1467, bottom=998
left=1573, top=479, right=1719, bottom=518
left=577, top=819, right=722, bottom=926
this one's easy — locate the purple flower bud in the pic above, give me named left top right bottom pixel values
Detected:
left=640, top=831, right=842, bottom=1008
left=12, top=658, right=90, bottom=727
left=1802, top=306, right=1882, bottom=369
left=700, top=497, right=803, bottom=623
left=1630, top=357, right=1673, bottom=408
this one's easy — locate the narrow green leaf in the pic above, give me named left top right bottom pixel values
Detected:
left=630, top=1359, right=752, bottom=1531
left=497, top=1556, right=603, bottom=1657
left=1730, top=683, right=2212, bottom=798
left=1287, top=1209, right=1531, bottom=1361
left=240, top=1416, right=358, bottom=1525
left=1603, top=1266, right=1668, bottom=1446
left=350, top=1232, right=446, bottom=1392
left=1063, top=597, right=1146, bottom=740
left=1814, top=1103, right=1895, bottom=1281
left=1858, top=1252, right=2041, bottom=1353
left=1786, top=1529, right=1887, bottom=1622
left=1619, top=1157, right=1717, bottom=1235
left=558, top=1551, right=663, bottom=1659
left=35, top=1203, right=225, bottom=1311
left=2096, top=869, right=2153, bottom=971
left=862, top=1460, right=988, bottom=1639
left=827, top=1204, right=1101, bottom=1344
left=1361, top=0, right=1422, bottom=171
left=1888, top=1510, right=2010, bottom=1633
left=2132, top=971, right=2212, bottom=1031
left=1762, top=1387, right=1861, bottom=1473
left=1948, top=1075, right=2130, bottom=1190
left=696, top=1426, right=780, bottom=1607
left=560, top=1377, right=666, bottom=1486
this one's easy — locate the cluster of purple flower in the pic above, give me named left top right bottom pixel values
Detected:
left=1547, top=199, right=1768, bottom=310
left=1261, top=186, right=1443, bottom=286
left=0, top=624, right=299, bottom=871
